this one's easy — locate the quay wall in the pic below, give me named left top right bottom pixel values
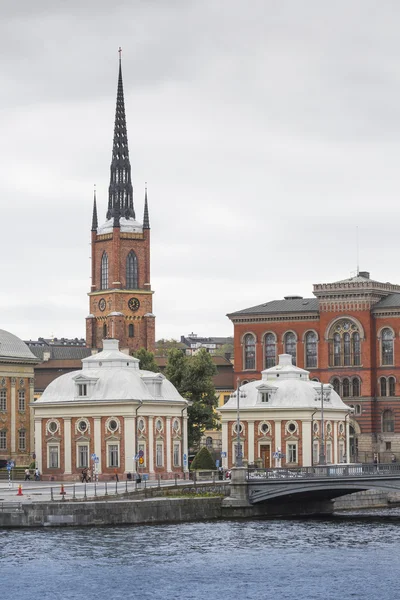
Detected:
left=334, top=490, right=400, bottom=510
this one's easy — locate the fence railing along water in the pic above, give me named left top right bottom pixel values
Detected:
left=247, top=463, right=400, bottom=480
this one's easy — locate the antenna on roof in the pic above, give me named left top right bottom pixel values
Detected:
left=356, top=226, right=359, bottom=276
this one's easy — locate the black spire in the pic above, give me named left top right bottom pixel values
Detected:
left=91, top=185, right=98, bottom=231
left=107, top=48, right=135, bottom=221
left=143, top=183, right=150, bottom=229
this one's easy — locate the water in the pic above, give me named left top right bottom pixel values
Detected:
left=2, top=509, right=400, bottom=600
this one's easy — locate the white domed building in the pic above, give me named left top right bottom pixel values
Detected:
left=219, top=354, right=351, bottom=469
left=33, top=339, right=189, bottom=480
left=0, top=329, right=39, bottom=466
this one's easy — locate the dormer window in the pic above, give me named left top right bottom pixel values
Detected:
left=261, top=392, right=269, bottom=403
left=78, top=384, right=87, bottom=397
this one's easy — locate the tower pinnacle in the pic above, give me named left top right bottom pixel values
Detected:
left=143, top=183, right=150, bottom=229
left=91, top=185, right=98, bottom=231
left=106, top=50, right=135, bottom=222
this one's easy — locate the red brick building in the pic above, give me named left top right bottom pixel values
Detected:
left=86, top=55, right=155, bottom=353
left=228, top=271, right=400, bottom=462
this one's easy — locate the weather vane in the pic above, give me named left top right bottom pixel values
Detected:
left=118, top=47, right=122, bottom=61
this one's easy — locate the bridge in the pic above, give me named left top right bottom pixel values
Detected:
left=223, top=464, right=400, bottom=517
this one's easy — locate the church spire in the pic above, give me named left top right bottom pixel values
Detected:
left=143, top=183, right=150, bottom=229
left=107, top=47, right=135, bottom=221
left=91, top=185, right=98, bottom=231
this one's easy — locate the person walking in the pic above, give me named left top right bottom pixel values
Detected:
left=114, top=468, right=119, bottom=482
left=81, top=468, right=89, bottom=483
left=24, top=468, right=30, bottom=481
left=34, top=468, right=40, bottom=481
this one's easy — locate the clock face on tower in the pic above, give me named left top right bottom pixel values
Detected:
left=98, top=298, right=106, bottom=312
left=128, top=297, right=140, bottom=312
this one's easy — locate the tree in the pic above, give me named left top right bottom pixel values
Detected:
left=132, top=348, right=159, bottom=373
left=165, top=348, right=219, bottom=449
left=190, top=446, right=215, bottom=470
left=155, top=338, right=185, bottom=356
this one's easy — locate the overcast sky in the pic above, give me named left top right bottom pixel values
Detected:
left=1, top=1, right=400, bottom=342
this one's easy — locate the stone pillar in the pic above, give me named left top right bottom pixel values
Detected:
left=274, top=419, right=282, bottom=461
left=29, top=378, right=35, bottom=457
left=248, top=421, right=255, bottom=464
left=124, top=417, right=135, bottom=474
left=166, top=417, right=172, bottom=473
left=34, top=418, right=42, bottom=472
left=222, top=467, right=251, bottom=508
left=148, top=416, right=154, bottom=474
left=302, top=420, right=312, bottom=467
left=64, top=418, right=72, bottom=474
left=94, top=417, right=102, bottom=473
left=346, top=418, right=350, bottom=463
left=10, top=378, right=16, bottom=455
left=333, top=421, right=338, bottom=465
left=222, top=422, right=228, bottom=469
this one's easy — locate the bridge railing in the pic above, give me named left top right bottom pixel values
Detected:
left=247, top=463, right=400, bottom=480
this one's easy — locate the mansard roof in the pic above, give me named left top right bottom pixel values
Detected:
left=372, top=293, right=400, bottom=311
left=228, top=297, right=319, bottom=318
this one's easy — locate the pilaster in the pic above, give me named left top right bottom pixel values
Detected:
left=94, top=417, right=102, bottom=473
left=64, top=418, right=72, bottom=474
left=166, top=417, right=172, bottom=472
left=10, top=378, right=16, bottom=455
left=148, top=416, right=154, bottom=474
left=124, top=416, right=135, bottom=473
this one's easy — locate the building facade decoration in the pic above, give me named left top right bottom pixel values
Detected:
left=227, top=271, right=400, bottom=461
left=33, top=339, right=189, bottom=480
left=219, top=354, right=351, bottom=469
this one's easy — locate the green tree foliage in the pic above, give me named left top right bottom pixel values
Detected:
left=155, top=338, right=185, bottom=356
left=190, top=446, right=216, bottom=470
left=132, top=348, right=159, bottom=372
left=165, top=348, right=219, bottom=448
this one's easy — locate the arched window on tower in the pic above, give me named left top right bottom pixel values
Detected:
left=128, top=324, right=134, bottom=338
left=332, top=378, right=340, bottom=395
left=126, top=251, right=138, bottom=289
left=382, top=409, right=395, bottom=433
left=264, top=333, right=276, bottom=368
left=305, top=331, right=317, bottom=368
left=329, top=320, right=362, bottom=367
left=342, top=378, right=350, bottom=398
left=352, top=377, right=360, bottom=397
left=103, top=323, right=107, bottom=339
left=381, top=328, right=394, bottom=366
left=284, top=332, right=297, bottom=365
left=380, top=377, right=387, bottom=397
left=389, top=377, right=396, bottom=397
left=243, top=334, right=256, bottom=370
left=101, top=252, right=108, bottom=290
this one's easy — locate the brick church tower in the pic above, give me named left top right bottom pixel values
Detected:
left=86, top=54, right=155, bottom=353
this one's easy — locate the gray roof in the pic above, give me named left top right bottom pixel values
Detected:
left=228, top=297, right=319, bottom=317
left=372, top=294, right=400, bottom=311
left=27, top=344, right=92, bottom=361
left=0, top=329, right=38, bottom=363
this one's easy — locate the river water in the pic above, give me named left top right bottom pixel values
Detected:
left=1, top=509, right=400, bottom=600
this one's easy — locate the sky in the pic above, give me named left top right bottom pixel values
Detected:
left=1, top=0, right=400, bottom=343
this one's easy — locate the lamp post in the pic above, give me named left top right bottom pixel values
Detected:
left=181, top=404, right=187, bottom=472
left=236, top=378, right=243, bottom=467
left=135, top=400, right=143, bottom=474
left=319, top=382, right=326, bottom=465
left=311, top=409, right=318, bottom=467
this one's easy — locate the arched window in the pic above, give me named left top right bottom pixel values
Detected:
left=332, top=378, right=340, bottom=395
left=389, top=377, right=396, bottom=397
left=342, top=378, right=350, bottom=398
left=264, top=333, right=276, bottom=369
left=380, top=377, right=387, bottom=397
left=284, top=332, right=297, bottom=365
left=126, top=250, right=138, bottom=289
left=305, top=331, right=317, bottom=368
left=243, top=334, right=256, bottom=370
left=329, top=320, right=362, bottom=367
left=101, top=252, right=108, bottom=290
left=128, top=324, right=134, bottom=338
left=382, top=409, right=395, bottom=433
left=103, top=323, right=107, bottom=339
left=352, top=378, right=360, bottom=397
left=381, top=328, right=394, bottom=366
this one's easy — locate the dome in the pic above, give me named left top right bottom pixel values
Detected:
left=220, top=354, right=348, bottom=411
left=0, top=329, right=38, bottom=363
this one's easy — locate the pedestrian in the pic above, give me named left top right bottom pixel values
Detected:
left=81, top=468, right=88, bottom=483
left=391, top=453, right=397, bottom=464
left=24, top=468, right=30, bottom=481
left=34, top=468, right=40, bottom=481
left=114, top=468, right=119, bottom=482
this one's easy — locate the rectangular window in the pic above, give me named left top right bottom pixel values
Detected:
left=0, top=390, right=6, bottom=411
left=287, top=444, right=297, bottom=464
left=19, top=430, right=26, bottom=451
left=326, top=442, right=332, bottom=464
left=0, top=430, right=6, bottom=450
left=261, top=392, right=269, bottom=403
left=18, top=391, right=25, bottom=411
left=108, top=444, right=119, bottom=467
left=173, top=442, right=180, bottom=467
left=386, top=441, right=392, bottom=451
left=156, top=443, right=163, bottom=467
left=339, top=442, right=345, bottom=463
left=49, top=445, right=59, bottom=468
left=138, top=443, right=146, bottom=467
left=78, top=384, right=87, bottom=397
left=223, top=395, right=230, bottom=405
left=78, top=445, right=89, bottom=468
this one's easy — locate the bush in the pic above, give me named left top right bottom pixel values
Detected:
left=190, top=447, right=215, bottom=470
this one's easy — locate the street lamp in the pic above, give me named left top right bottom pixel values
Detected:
left=181, top=404, right=187, bottom=473
left=236, top=378, right=243, bottom=467
left=135, top=400, right=143, bottom=474
left=311, top=409, right=318, bottom=467
left=319, top=382, right=326, bottom=465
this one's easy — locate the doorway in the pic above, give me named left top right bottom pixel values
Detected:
left=260, top=444, right=271, bottom=468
